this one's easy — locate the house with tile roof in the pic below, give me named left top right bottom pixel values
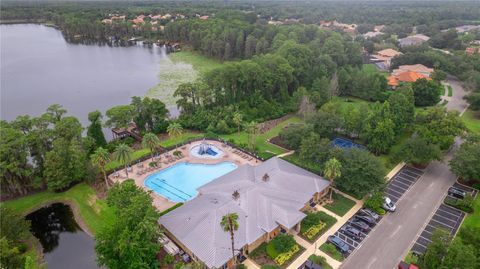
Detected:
left=159, top=157, right=330, bottom=269
left=387, top=71, right=432, bottom=89
left=392, top=64, right=434, bottom=77
left=371, top=49, right=402, bottom=70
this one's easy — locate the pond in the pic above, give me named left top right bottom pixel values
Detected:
left=26, top=203, right=101, bottom=269
left=0, top=23, right=166, bottom=126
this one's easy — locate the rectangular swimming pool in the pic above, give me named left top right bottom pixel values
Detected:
left=144, top=162, right=238, bottom=202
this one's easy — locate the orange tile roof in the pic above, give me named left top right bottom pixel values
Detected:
left=395, top=71, right=431, bottom=83
left=387, top=75, right=399, bottom=86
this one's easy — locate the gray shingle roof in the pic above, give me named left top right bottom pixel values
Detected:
left=158, top=157, right=330, bottom=268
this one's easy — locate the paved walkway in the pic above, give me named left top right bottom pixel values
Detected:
left=442, top=76, right=469, bottom=115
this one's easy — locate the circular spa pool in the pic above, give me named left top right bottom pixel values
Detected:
left=190, top=142, right=224, bottom=159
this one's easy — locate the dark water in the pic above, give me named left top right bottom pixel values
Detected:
left=1, top=24, right=166, bottom=126
left=26, top=203, right=101, bottom=269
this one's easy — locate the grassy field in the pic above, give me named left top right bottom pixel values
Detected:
left=461, top=109, right=480, bottom=135
left=447, top=85, right=453, bottom=97
left=324, top=192, right=356, bottom=217
left=146, top=50, right=223, bottom=105
left=362, top=63, right=389, bottom=77
left=2, top=183, right=114, bottom=235
left=461, top=194, right=480, bottom=229
left=219, top=116, right=303, bottom=157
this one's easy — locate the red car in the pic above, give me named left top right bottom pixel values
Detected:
left=398, top=261, right=420, bottom=269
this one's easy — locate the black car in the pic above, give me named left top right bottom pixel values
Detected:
left=448, top=187, right=466, bottom=199
left=354, top=214, right=376, bottom=226
left=340, top=225, right=364, bottom=240
left=359, top=208, right=380, bottom=221
left=327, top=235, right=350, bottom=254
left=349, top=219, right=369, bottom=231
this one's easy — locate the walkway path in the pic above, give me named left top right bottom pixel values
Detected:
left=443, top=76, right=469, bottom=115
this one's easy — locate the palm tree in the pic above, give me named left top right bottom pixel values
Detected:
left=91, top=147, right=111, bottom=187
left=167, top=122, right=184, bottom=149
left=245, top=121, right=258, bottom=151
left=114, top=143, right=133, bottom=178
left=233, top=112, right=243, bottom=135
left=324, top=157, right=342, bottom=202
left=142, top=132, right=160, bottom=160
left=220, top=213, right=240, bottom=266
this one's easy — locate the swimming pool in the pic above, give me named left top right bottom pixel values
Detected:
left=144, top=162, right=238, bottom=202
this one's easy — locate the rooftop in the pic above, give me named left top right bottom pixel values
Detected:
left=159, top=157, right=330, bottom=268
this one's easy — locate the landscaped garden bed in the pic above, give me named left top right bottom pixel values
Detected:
left=323, top=192, right=356, bottom=217
left=250, top=234, right=305, bottom=268
left=308, top=254, right=333, bottom=269
left=319, top=242, right=344, bottom=262
left=300, top=211, right=337, bottom=242
left=444, top=195, right=474, bottom=213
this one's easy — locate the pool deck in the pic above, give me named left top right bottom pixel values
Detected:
left=109, top=140, right=261, bottom=211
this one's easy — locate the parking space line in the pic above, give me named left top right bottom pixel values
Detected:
left=418, top=235, right=432, bottom=244
left=430, top=219, right=455, bottom=231
left=436, top=208, right=462, bottom=220
left=404, top=166, right=424, bottom=174
left=400, top=170, right=421, bottom=178
left=397, top=172, right=418, bottom=181
left=432, top=214, right=457, bottom=227
left=386, top=187, right=404, bottom=197
left=394, top=177, right=415, bottom=185
left=390, top=181, right=410, bottom=190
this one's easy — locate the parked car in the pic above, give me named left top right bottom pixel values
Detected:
left=354, top=214, right=376, bottom=226
left=382, top=197, right=396, bottom=212
left=359, top=208, right=380, bottom=221
left=448, top=187, right=466, bottom=199
left=349, top=219, right=370, bottom=231
left=340, top=225, right=364, bottom=240
left=327, top=235, right=350, bottom=254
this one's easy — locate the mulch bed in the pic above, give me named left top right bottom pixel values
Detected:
left=269, top=136, right=292, bottom=150
left=257, top=115, right=291, bottom=134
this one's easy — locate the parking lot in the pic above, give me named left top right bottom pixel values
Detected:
left=386, top=166, right=424, bottom=204
left=332, top=214, right=382, bottom=258
left=326, top=166, right=424, bottom=259
left=411, top=183, right=477, bottom=254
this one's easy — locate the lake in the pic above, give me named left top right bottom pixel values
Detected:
left=1, top=24, right=167, bottom=127
left=26, top=203, right=101, bottom=269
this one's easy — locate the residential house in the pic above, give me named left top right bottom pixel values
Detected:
left=363, top=31, right=383, bottom=39
left=387, top=71, right=432, bottom=89
left=398, top=34, right=430, bottom=47
left=466, top=47, right=480, bottom=55
left=159, top=157, right=330, bottom=269
left=453, top=25, right=480, bottom=34
left=392, top=64, right=434, bottom=77
left=371, top=48, right=402, bottom=70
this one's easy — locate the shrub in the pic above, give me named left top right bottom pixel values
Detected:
left=235, top=264, right=246, bottom=269
left=302, top=222, right=326, bottom=240
left=322, top=243, right=337, bottom=255
left=174, top=262, right=185, bottom=269
left=164, top=254, right=174, bottom=265
left=271, top=234, right=296, bottom=254
left=261, top=265, right=282, bottom=269
left=444, top=195, right=474, bottom=213
left=364, top=191, right=384, bottom=214
left=274, top=244, right=300, bottom=265
left=308, top=254, right=327, bottom=264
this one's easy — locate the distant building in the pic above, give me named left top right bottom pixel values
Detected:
left=374, top=25, right=386, bottom=32
left=453, top=25, right=480, bottom=34
left=392, top=64, right=434, bottom=77
left=387, top=71, right=432, bottom=89
left=363, top=31, right=383, bottom=39
left=371, top=48, right=402, bottom=70
left=466, top=47, right=480, bottom=55
left=319, top=20, right=357, bottom=34
left=268, top=20, right=283, bottom=26
left=398, top=34, right=430, bottom=47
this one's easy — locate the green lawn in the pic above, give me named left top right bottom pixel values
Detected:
left=461, top=194, right=480, bottom=229
left=219, top=116, right=303, bottom=156
left=323, top=192, right=356, bottom=217
left=362, top=64, right=388, bottom=76
left=282, top=153, right=322, bottom=175
left=169, top=50, right=223, bottom=75
left=379, top=130, right=412, bottom=171
left=105, top=148, right=151, bottom=172
left=319, top=243, right=344, bottom=262
left=447, top=85, right=453, bottom=97
left=2, top=183, right=114, bottom=235
left=461, top=109, right=480, bottom=135
left=160, top=131, right=205, bottom=148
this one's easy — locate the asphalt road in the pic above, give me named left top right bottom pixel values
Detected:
left=444, top=76, right=469, bottom=115
left=340, top=148, right=459, bottom=269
